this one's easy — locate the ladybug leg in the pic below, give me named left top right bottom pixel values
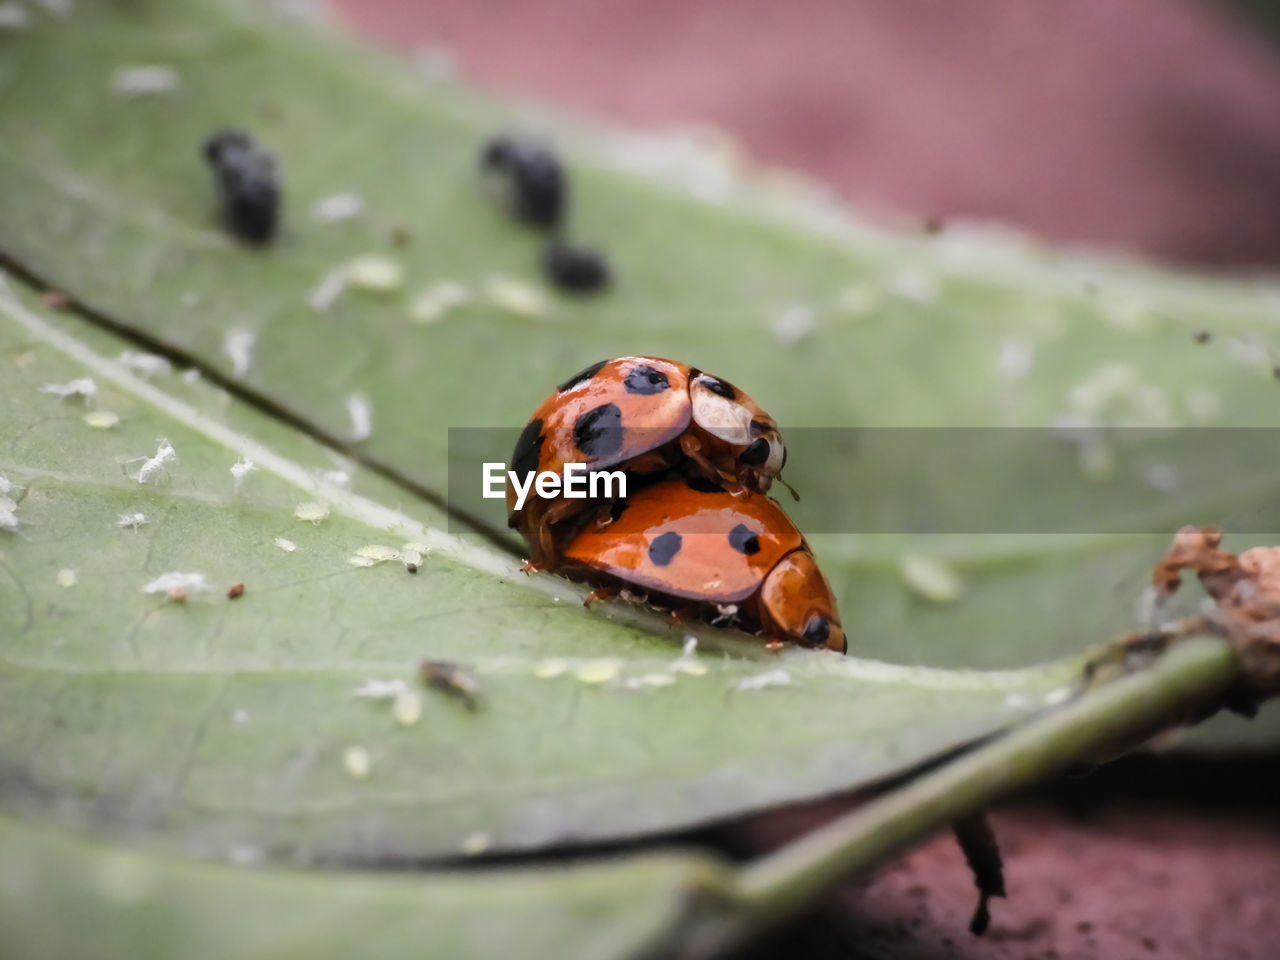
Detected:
left=678, top=434, right=726, bottom=485
left=583, top=586, right=619, bottom=608
left=667, top=607, right=697, bottom=627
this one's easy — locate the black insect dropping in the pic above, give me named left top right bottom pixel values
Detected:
left=202, top=129, right=280, bottom=244
left=480, top=134, right=566, bottom=230
left=542, top=241, right=611, bottom=293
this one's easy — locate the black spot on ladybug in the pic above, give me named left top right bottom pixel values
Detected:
left=701, top=376, right=736, bottom=400
left=740, top=438, right=770, bottom=466
left=202, top=129, right=279, bottom=244
left=511, top=418, right=545, bottom=483
left=543, top=242, right=611, bottom=293
left=624, top=364, right=670, bottom=395
left=728, top=523, right=761, bottom=555
left=684, top=476, right=721, bottom=494
left=648, top=531, right=682, bottom=566
left=573, top=403, right=623, bottom=459
left=480, top=134, right=565, bottom=229
left=802, top=616, right=831, bottom=646
left=557, top=359, right=609, bottom=393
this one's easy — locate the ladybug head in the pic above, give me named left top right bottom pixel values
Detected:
left=688, top=373, right=788, bottom=490
left=758, top=551, right=847, bottom=654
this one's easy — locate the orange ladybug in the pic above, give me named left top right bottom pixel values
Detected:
left=508, top=357, right=788, bottom=565
left=560, top=478, right=846, bottom=653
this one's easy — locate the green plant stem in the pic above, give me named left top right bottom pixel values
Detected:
left=681, top=638, right=1239, bottom=959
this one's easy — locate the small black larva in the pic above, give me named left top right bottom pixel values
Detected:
left=542, top=241, right=611, bottom=293
left=202, top=129, right=280, bottom=244
left=480, top=134, right=565, bottom=230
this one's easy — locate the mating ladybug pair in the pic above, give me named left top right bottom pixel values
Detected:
left=507, top=357, right=846, bottom=653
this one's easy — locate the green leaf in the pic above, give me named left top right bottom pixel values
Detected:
left=0, top=278, right=1076, bottom=863
left=0, top=814, right=726, bottom=960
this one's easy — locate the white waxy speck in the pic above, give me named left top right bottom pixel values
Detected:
left=1183, top=387, right=1222, bottom=423
left=346, top=393, right=372, bottom=442
left=1003, top=692, right=1029, bottom=710
left=1143, top=462, right=1180, bottom=493
left=0, top=512, right=20, bottom=533
left=884, top=267, right=937, bottom=304
left=392, top=689, right=422, bottom=726
left=352, top=678, right=408, bottom=700
left=0, top=495, right=16, bottom=514
left=117, top=512, right=148, bottom=530
left=229, top=457, right=257, bottom=491
left=318, top=468, right=351, bottom=487
left=997, top=338, right=1033, bottom=381
left=0, top=476, right=18, bottom=495
left=223, top=328, right=254, bottom=378
left=181, top=368, right=201, bottom=383
left=40, top=377, right=97, bottom=400
left=735, top=669, right=792, bottom=691
left=232, top=708, right=251, bottom=725
left=835, top=285, right=879, bottom=319
left=681, top=636, right=698, bottom=657
left=181, top=291, right=200, bottom=308
left=1225, top=337, right=1271, bottom=375
left=84, top=410, right=120, bottom=429
left=899, top=554, right=964, bottom=604
left=33, top=0, right=74, bottom=16
left=294, top=501, right=330, bottom=523
left=346, top=255, right=403, bottom=293
left=117, top=351, right=172, bottom=377
left=342, top=746, right=372, bottom=779
left=142, top=571, right=210, bottom=597
left=460, top=833, right=490, bottom=856
left=533, top=659, right=568, bottom=679
left=1044, top=687, right=1073, bottom=706
left=113, top=65, right=180, bottom=98
left=671, top=636, right=708, bottom=675
left=640, top=672, right=677, bottom=687
left=227, top=844, right=262, bottom=865
left=348, top=544, right=400, bottom=567
left=772, top=305, right=816, bottom=347
left=56, top=569, right=77, bottom=588
left=0, top=4, right=31, bottom=30
left=486, top=274, right=549, bottom=318
left=125, top=438, right=176, bottom=484
left=409, top=282, right=471, bottom=325
left=308, top=268, right=347, bottom=312
left=575, top=660, right=621, bottom=684
left=310, top=192, right=365, bottom=224
left=273, top=536, right=297, bottom=552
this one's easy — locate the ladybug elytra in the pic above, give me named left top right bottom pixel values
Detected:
left=507, top=356, right=788, bottom=566
left=560, top=479, right=846, bottom=653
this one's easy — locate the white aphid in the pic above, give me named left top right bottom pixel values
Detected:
left=348, top=544, right=400, bottom=567
left=392, top=690, right=422, bottom=726
left=899, top=554, right=964, bottom=604
left=273, top=536, right=297, bottom=552
left=351, top=678, right=408, bottom=701
left=345, top=255, right=403, bottom=293
left=230, top=457, right=257, bottom=490
left=772, top=305, right=816, bottom=347
left=342, top=746, right=372, bottom=780
left=308, top=268, right=347, bottom=312
left=735, top=669, right=793, bottom=691
left=117, top=512, right=148, bottom=530
left=485, top=274, right=549, bottom=318
left=997, top=339, right=1034, bottom=381
left=40, top=377, right=97, bottom=400
left=310, top=193, right=365, bottom=224
left=408, top=282, right=471, bottom=325
left=117, top=351, right=172, bottom=377
left=142, top=571, right=210, bottom=597
left=293, top=501, right=329, bottom=523
left=84, top=410, right=120, bottom=429
left=57, top=569, right=78, bottom=588
left=346, top=393, right=372, bottom=442
left=223, top=329, right=254, bottom=378
left=113, top=65, right=180, bottom=98
left=0, top=4, right=31, bottom=30
left=125, top=438, right=177, bottom=484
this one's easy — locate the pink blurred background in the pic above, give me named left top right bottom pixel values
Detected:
left=334, top=0, right=1280, bottom=269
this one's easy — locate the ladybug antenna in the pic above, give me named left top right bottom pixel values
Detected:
left=777, top=475, right=800, bottom=502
